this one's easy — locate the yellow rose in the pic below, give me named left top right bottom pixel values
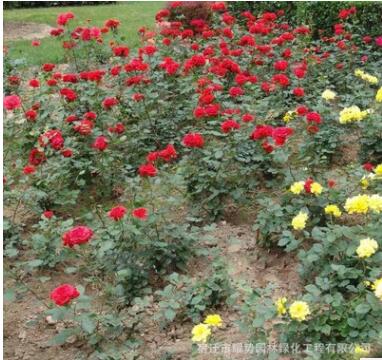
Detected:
left=321, top=89, right=336, bottom=101
left=204, top=314, right=223, bottom=327
left=374, top=278, right=382, bottom=301
left=356, top=238, right=378, bottom=258
left=344, top=195, right=369, bottom=214
left=289, top=301, right=310, bottom=321
left=290, top=181, right=305, bottom=194
left=191, top=323, right=211, bottom=343
left=376, top=87, right=382, bottom=102
left=368, top=194, right=382, bottom=213
left=275, top=297, right=287, bottom=316
left=339, top=106, right=368, bottom=124
left=374, top=164, right=382, bottom=176
left=310, top=182, right=323, bottom=195
left=291, top=211, right=308, bottom=230
left=324, top=204, right=342, bottom=217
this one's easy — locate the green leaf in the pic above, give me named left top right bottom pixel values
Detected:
left=4, top=289, right=16, bottom=302
left=164, top=309, right=176, bottom=322
left=81, top=316, right=96, bottom=334
left=355, top=303, right=371, bottom=314
left=48, top=328, right=76, bottom=346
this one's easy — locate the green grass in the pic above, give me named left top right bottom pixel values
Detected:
left=4, top=1, right=163, bottom=66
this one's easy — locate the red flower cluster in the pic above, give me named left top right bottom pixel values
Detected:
left=147, top=144, right=177, bottom=163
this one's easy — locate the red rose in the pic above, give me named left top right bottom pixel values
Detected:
left=307, top=125, right=319, bottom=134
left=274, top=60, right=288, bottom=71
left=363, top=163, right=374, bottom=172
left=61, top=149, right=73, bottom=158
left=113, top=46, right=130, bottom=57
left=92, top=135, right=108, bottom=151
left=104, top=18, right=120, bottom=29
left=66, top=115, right=77, bottom=123
left=132, top=93, right=145, bottom=102
left=293, top=67, right=306, bottom=79
left=304, top=178, right=314, bottom=193
left=25, top=109, right=37, bottom=121
left=306, top=112, right=321, bottom=124
left=272, top=74, right=290, bottom=87
left=296, top=105, right=308, bottom=116
left=158, top=144, right=177, bottom=162
left=250, top=125, right=273, bottom=140
left=102, top=97, right=119, bottom=109
left=23, top=165, right=36, bottom=175
left=31, top=40, right=41, bottom=47
left=84, top=111, right=97, bottom=120
left=62, top=226, right=93, bottom=247
left=4, top=95, right=21, bottom=111
left=108, top=205, right=127, bottom=221
left=221, top=119, right=240, bottom=133
left=29, top=79, right=40, bottom=88
left=139, top=163, right=157, bottom=177
left=60, top=88, right=77, bottom=102
left=327, top=179, right=336, bottom=188
left=262, top=141, right=274, bottom=153
left=42, top=63, right=55, bottom=72
left=50, top=284, right=79, bottom=306
left=73, top=120, right=94, bottom=135
left=29, top=148, right=46, bottom=166
left=43, top=210, right=54, bottom=219
left=229, top=87, right=244, bottom=97
left=272, top=127, right=293, bottom=145
left=293, top=87, right=305, bottom=97
left=132, top=207, right=148, bottom=220
left=57, top=12, right=74, bottom=26
left=182, top=133, right=204, bottom=148
left=46, top=78, right=58, bottom=86
left=242, top=113, right=254, bottom=122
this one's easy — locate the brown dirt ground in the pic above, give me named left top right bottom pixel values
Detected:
left=4, top=21, right=53, bottom=42
left=4, top=222, right=300, bottom=360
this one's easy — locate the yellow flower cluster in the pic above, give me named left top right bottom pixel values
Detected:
left=360, top=174, right=376, bottom=189
left=191, top=314, right=222, bottom=343
left=275, top=297, right=287, bottom=315
left=376, top=87, right=382, bottom=102
left=324, top=204, right=342, bottom=217
left=344, top=194, right=382, bottom=214
left=356, top=238, right=378, bottom=258
left=289, top=301, right=310, bottom=321
left=283, top=110, right=296, bottom=123
left=291, top=211, right=308, bottom=230
left=321, top=89, right=336, bottom=101
left=339, top=105, right=369, bottom=124
left=289, top=181, right=323, bottom=195
left=354, top=68, right=379, bottom=84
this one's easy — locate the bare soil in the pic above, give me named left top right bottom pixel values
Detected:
left=4, top=222, right=300, bottom=360
left=4, top=21, right=53, bottom=41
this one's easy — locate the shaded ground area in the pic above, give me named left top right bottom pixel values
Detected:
left=4, top=222, right=300, bottom=360
left=4, top=21, right=53, bottom=41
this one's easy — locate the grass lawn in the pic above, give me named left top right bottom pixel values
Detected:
left=3, top=1, right=163, bottom=66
